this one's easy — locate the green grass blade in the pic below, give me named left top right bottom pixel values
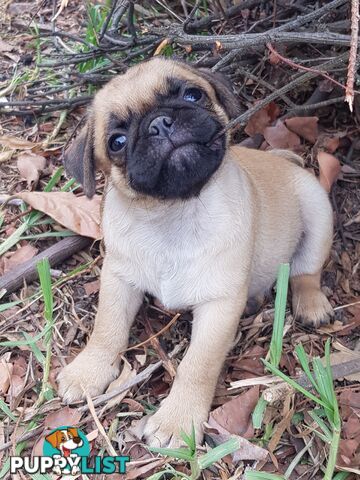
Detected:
left=332, top=473, right=350, bottom=480
left=262, top=359, right=328, bottom=408
left=0, top=399, right=17, bottom=421
left=37, top=258, right=53, bottom=324
left=148, top=446, right=193, bottom=461
left=24, top=332, right=45, bottom=365
left=308, top=410, right=332, bottom=440
left=269, top=263, right=290, bottom=368
left=294, top=344, right=318, bottom=392
left=180, top=423, right=196, bottom=453
left=246, top=472, right=285, bottom=480
left=0, top=323, right=53, bottom=347
left=35, top=258, right=55, bottom=404
left=198, top=437, right=241, bottom=470
left=252, top=395, right=268, bottom=429
left=44, top=166, right=64, bottom=192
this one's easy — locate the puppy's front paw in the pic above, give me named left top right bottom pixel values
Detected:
left=57, top=350, right=119, bottom=403
left=293, top=290, right=334, bottom=328
left=143, top=396, right=207, bottom=447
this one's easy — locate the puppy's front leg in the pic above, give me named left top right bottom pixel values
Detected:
left=144, top=295, right=246, bottom=447
left=58, top=255, right=143, bottom=403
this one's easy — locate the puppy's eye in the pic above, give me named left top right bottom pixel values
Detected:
left=183, top=87, right=202, bottom=102
left=109, top=134, right=127, bottom=152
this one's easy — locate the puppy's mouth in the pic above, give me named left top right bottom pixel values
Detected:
left=127, top=131, right=226, bottom=200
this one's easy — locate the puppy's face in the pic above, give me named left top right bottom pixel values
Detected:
left=64, top=58, right=240, bottom=200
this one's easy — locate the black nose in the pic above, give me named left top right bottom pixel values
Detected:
left=148, top=115, right=173, bottom=137
left=73, top=437, right=82, bottom=444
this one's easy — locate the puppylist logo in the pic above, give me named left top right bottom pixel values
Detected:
left=10, top=426, right=129, bottom=476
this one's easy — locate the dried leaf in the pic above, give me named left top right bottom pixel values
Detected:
left=245, top=102, right=280, bottom=136
left=317, top=151, right=341, bottom=192
left=8, top=374, right=25, bottom=401
left=0, top=150, right=14, bottom=163
left=153, top=38, right=170, bottom=56
left=0, top=135, right=38, bottom=150
left=17, top=153, right=46, bottom=186
left=321, top=135, right=340, bottom=153
left=325, top=350, right=360, bottom=382
left=263, top=120, right=301, bottom=150
left=83, top=280, right=100, bottom=296
left=0, top=39, right=15, bottom=52
left=104, top=358, right=136, bottom=410
left=1, top=244, right=38, bottom=275
left=44, top=406, right=82, bottom=429
left=285, top=116, right=319, bottom=144
left=0, top=359, right=13, bottom=394
left=18, top=191, right=101, bottom=239
left=205, top=429, right=268, bottom=462
left=209, top=386, right=259, bottom=438
left=125, top=459, right=166, bottom=479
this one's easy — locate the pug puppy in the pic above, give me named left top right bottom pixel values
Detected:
left=58, top=57, right=333, bottom=446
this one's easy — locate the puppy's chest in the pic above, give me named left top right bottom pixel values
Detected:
left=104, top=205, right=241, bottom=309
left=112, top=224, right=221, bottom=308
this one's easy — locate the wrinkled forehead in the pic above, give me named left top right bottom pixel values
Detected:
left=92, top=58, right=213, bottom=120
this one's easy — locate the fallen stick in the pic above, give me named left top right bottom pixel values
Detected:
left=263, top=358, right=360, bottom=404
left=0, top=235, right=92, bottom=297
left=78, top=340, right=187, bottom=412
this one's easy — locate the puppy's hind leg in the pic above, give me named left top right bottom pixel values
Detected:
left=290, top=174, right=334, bottom=328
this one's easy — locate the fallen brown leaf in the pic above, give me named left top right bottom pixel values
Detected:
left=125, top=459, right=166, bottom=479
left=0, top=135, right=38, bottom=150
left=317, top=151, right=341, bottom=192
left=0, top=244, right=38, bottom=275
left=0, top=150, right=14, bottom=163
left=339, top=391, right=360, bottom=418
left=205, top=429, right=268, bottom=462
left=245, top=102, right=280, bottom=137
left=209, top=386, right=259, bottom=438
left=18, top=191, right=101, bottom=239
left=104, top=358, right=136, bottom=410
left=285, top=116, right=319, bottom=144
left=0, top=357, right=13, bottom=394
left=0, top=39, right=15, bottom=52
left=44, top=406, right=82, bottom=429
left=17, top=153, right=46, bottom=186
left=321, top=135, right=340, bottom=153
left=83, top=280, right=100, bottom=296
left=263, top=120, right=301, bottom=150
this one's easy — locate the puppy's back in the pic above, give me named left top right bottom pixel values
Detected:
left=228, top=146, right=328, bottom=296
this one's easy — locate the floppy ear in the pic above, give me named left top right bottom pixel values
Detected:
left=198, top=68, right=241, bottom=120
left=63, top=118, right=96, bottom=198
left=45, top=430, right=62, bottom=448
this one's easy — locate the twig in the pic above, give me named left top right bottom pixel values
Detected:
left=142, top=309, right=178, bottom=378
left=345, top=0, right=359, bottom=111
left=262, top=358, right=360, bottom=404
left=122, top=312, right=181, bottom=354
left=0, top=426, right=44, bottom=453
left=235, top=65, right=296, bottom=107
left=216, top=52, right=349, bottom=135
left=159, top=27, right=355, bottom=50
left=283, top=97, right=345, bottom=118
left=267, top=43, right=360, bottom=95
left=78, top=340, right=186, bottom=412
left=99, top=0, right=120, bottom=41
left=83, top=388, right=117, bottom=456
left=0, top=236, right=92, bottom=297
